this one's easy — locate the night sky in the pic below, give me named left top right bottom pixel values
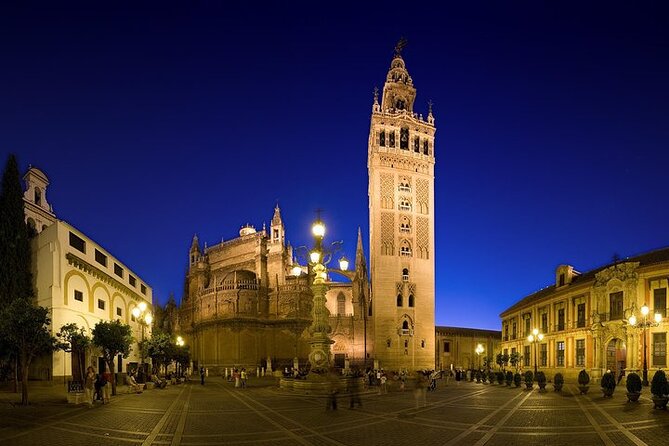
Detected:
left=2, top=2, right=668, bottom=330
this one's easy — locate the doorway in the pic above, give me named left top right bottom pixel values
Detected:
left=606, top=338, right=626, bottom=377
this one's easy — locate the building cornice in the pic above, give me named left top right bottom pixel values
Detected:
left=65, top=252, right=147, bottom=304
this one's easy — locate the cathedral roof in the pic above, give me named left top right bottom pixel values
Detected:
left=500, top=245, right=669, bottom=317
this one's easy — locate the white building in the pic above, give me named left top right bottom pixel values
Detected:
left=23, top=166, right=153, bottom=381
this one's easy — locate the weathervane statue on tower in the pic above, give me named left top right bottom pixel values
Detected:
left=394, top=37, right=408, bottom=56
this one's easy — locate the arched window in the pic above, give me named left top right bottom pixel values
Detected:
left=402, top=320, right=409, bottom=330
left=402, top=268, right=409, bottom=282
left=404, top=340, right=408, bottom=348
left=400, top=128, right=409, bottom=149
left=337, top=293, right=346, bottom=315
left=386, top=339, right=391, bottom=348
left=400, top=240, right=412, bottom=257
left=409, top=295, right=415, bottom=307
left=400, top=216, right=411, bottom=233
left=388, top=131, right=395, bottom=147
left=396, top=294, right=403, bottom=307
left=398, top=178, right=411, bottom=192
left=399, top=199, right=411, bottom=211
left=413, top=137, right=420, bottom=152
left=379, top=130, right=386, bottom=147
left=34, top=187, right=41, bottom=206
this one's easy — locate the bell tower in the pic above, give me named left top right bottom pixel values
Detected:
left=368, top=41, right=436, bottom=370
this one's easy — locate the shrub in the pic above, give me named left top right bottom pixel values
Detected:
left=554, top=373, right=564, bottom=391
left=536, top=371, right=546, bottom=385
left=651, top=370, right=669, bottom=397
left=601, top=371, right=616, bottom=390
left=496, top=371, right=504, bottom=384
left=626, top=372, right=642, bottom=393
left=513, top=372, right=522, bottom=387
left=578, top=369, right=590, bottom=386
left=488, top=371, right=496, bottom=384
left=475, top=370, right=482, bottom=382
left=505, top=371, right=513, bottom=385
left=524, top=371, right=534, bottom=385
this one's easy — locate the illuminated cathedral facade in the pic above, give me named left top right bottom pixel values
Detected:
left=177, top=44, right=436, bottom=373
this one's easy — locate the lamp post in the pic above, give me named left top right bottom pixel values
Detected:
left=475, top=344, right=484, bottom=370
left=131, top=302, right=152, bottom=381
left=290, top=216, right=351, bottom=376
left=527, top=328, right=544, bottom=375
left=176, top=336, right=185, bottom=378
left=628, top=304, right=662, bottom=386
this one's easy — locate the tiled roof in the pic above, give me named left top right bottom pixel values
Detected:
left=435, top=325, right=502, bottom=337
left=500, top=246, right=669, bottom=317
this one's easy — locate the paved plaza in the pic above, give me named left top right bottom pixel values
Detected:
left=1, top=377, right=668, bottom=445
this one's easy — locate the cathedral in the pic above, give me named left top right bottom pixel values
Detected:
left=177, top=43, right=436, bottom=373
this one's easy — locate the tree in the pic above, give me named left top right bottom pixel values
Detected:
left=145, top=332, right=175, bottom=376
left=495, top=352, right=509, bottom=371
left=0, top=299, right=57, bottom=405
left=173, top=344, right=191, bottom=377
left=509, top=352, right=521, bottom=372
left=92, top=320, right=133, bottom=396
left=0, top=154, right=34, bottom=305
left=56, top=323, right=91, bottom=382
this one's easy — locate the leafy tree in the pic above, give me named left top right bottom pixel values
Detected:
left=173, top=344, right=191, bottom=377
left=145, top=332, right=175, bottom=376
left=0, top=299, right=57, bottom=405
left=495, top=353, right=509, bottom=371
left=92, top=320, right=133, bottom=396
left=56, top=323, right=91, bottom=382
left=0, top=154, right=34, bottom=305
left=509, top=352, right=521, bottom=372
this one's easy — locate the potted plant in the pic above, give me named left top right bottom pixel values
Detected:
left=475, top=370, right=482, bottom=383
left=524, top=371, right=534, bottom=390
left=625, top=372, right=642, bottom=402
left=536, top=371, right=547, bottom=392
left=578, top=369, right=590, bottom=395
left=496, top=371, right=504, bottom=385
left=650, top=369, right=669, bottom=409
left=513, top=372, right=522, bottom=388
left=505, top=371, right=513, bottom=386
left=488, top=371, right=495, bottom=385
left=600, top=371, right=616, bottom=397
left=553, top=373, right=564, bottom=392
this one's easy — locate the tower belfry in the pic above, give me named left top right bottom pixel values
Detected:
left=368, top=41, right=436, bottom=370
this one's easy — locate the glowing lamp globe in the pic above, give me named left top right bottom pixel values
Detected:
left=310, top=251, right=321, bottom=264
left=132, top=307, right=141, bottom=318
left=641, top=305, right=649, bottom=316
left=145, top=313, right=153, bottom=325
left=628, top=315, right=637, bottom=326
left=291, top=265, right=302, bottom=277
left=339, top=257, right=349, bottom=271
left=312, top=221, right=325, bottom=238
left=139, top=301, right=147, bottom=312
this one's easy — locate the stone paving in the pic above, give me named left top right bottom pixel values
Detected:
left=1, top=378, right=668, bottom=445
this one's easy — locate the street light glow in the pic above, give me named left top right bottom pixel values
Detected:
left=312, top=221, right=325, bottom=238
left=139, top=301, right=147, bottom=312
left=291, top=264, right=302, bottom=276
left=310, top=251, right=321, bottom=263
left=132, top=307, right=140, bottom=318
left=641, top=305, right=649, bottom=316
left=339, top=257, right=349, bottom=271
left=655, top=313, right=662, bottom=324
left=628, top=315, right=637, bottom=326
left=144, top=313, right=153, bottom=325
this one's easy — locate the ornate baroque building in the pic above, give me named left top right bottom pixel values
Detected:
left=178, top=44, right=437, bottom=372
left=500, top=250, right=669, bottom=381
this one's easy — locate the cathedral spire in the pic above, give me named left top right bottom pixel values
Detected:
left=190, top=234, right=200, bottom=253
left=355, top=227, right=367, bottom=273
left=382, top=42, right=416, bottom=112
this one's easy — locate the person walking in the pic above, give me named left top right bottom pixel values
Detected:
left=241, top=368, right=247, bottom=388
left=84, top=366, right=96, bottom=407
left=200, top=366, right=205, bottom=385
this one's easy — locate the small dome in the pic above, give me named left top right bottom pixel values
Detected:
left=239, top=224, right=256, bottom=237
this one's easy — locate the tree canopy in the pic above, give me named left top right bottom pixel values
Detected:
left=0, top=299, right=57, bottom=405
left=92, top=320, right=133, bottom=395
left=56, top=323, right=91, bottom=382
left=0, top=153, right=33, bottom=305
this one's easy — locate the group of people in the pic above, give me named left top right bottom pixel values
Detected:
left=84, top=366, right=111, bottom=407
left=226, top=368, right=248, bottom=388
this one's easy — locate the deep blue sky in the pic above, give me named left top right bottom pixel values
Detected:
left=2, top=2, right=668, bottom=330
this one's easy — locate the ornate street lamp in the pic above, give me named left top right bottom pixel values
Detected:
left=628, top=304, right=662, bottom=386
left=132, top=302, right=152, bottom=381
left=475, top=343, right=484, bottom=370
left=175, top=336, right=185, bottom=378
left=527, top=328, right=544, bottom=375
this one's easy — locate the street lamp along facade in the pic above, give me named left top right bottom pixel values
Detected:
left=527, top=328, right=544, bottom=375
left=628, top=304, right=663, bottom=386
left=132, top=304, right=153, bottom=380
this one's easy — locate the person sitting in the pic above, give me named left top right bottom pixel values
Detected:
left=127, top=371, right=143, bottom=393
left=151, top=373, right=167, bottom=389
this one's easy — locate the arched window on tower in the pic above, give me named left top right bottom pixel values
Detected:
left=399, top=199, right=411, bottom=211
left=423, top=140, right=429, bottom=155
left=398, top=179, right=411, bottom=192
left=401, top=320, right=410, bottom=335
left=396, top=98, right=405, bottom=110
left=400, top=240, right=412, bottom=257
left=414, top=137, right=420, bottom=152
left=396, top=294, right=403, bottom=307
left=402, top=268, right=409, bottom=282
left=409, top=295, right=415, bottom=307
left=400, top=216, right=411, bottom=233
left=337, top=293, right=346, bottom=315
left=388, top=131, right=395, bottom=147
left=400, top=128, right=409, bottom=149
left=34, top=187, right=41, bottom=206
left=379, top=130, right=386, bottom=147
